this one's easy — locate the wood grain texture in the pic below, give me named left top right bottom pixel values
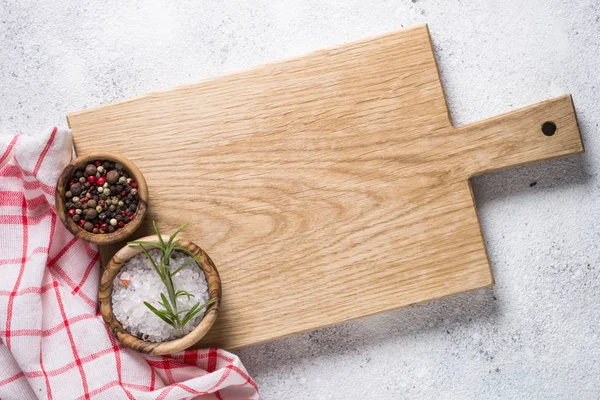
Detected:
left=68, top=25, right=584, bottom=350
left=55, top=152, right=149, bottom=245
left=99, top=235, right=221, bottom=355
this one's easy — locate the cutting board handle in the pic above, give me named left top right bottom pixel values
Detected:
left=458, top=95, right=583, bottom=177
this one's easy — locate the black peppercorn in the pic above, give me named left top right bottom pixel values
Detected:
left=115, top=215, right=123, bottom=222
left=72, top=215, right=81, bottom=223
left=98, top=212, right=106, bottom=221
left=74, top=202, right=82, bottom=209
left=65, top=202, right=74, bottom=209
left=74, top=171, right=83, bottom=178
left=108, top=225, right=116, bottom=233
left=102, top=161, right=111, bottom=170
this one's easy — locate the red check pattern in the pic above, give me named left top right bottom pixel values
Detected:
left=0, top=129, right=258, bottom=400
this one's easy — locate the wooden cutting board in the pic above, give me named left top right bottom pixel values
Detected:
left=68, top=25, right=583, bottom=350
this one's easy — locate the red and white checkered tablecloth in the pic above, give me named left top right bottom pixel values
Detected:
left=0, top=128, right=259, bottom=400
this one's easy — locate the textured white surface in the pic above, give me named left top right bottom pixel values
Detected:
left=1, top=0, right=599, bottom=398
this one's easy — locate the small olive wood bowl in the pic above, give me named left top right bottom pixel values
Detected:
left=55, top=152, right=148, bottom=245
left=99, top=235, right=221, bottom=355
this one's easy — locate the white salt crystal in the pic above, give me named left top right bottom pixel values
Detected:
left=111, top=249, right=210, bottom=342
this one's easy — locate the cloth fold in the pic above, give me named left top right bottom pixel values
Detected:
left=0, top=128, right=258, bottom=400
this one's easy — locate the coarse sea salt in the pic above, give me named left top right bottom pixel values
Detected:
left=112, top=249, right=209, bottom=342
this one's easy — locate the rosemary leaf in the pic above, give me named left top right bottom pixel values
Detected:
left=160, top=293, right=174, bottom=315
left=137, top=244, right=161, bottom=278
left=153, top=220, right=166, bottom=249
left=181, top=299, right=215, bottom=327
left=143, top=302, right=175, bottom=325
left=167, top=223, right=189, bottom=249
left=175, top=290, right=195, bottom=300
left=171, top=257, right=199, bottom=276
left=173, top=247, right=198, bottom=259
left=127, top=241, right=162, bottom=249
left=180, top=303, right=201, bottom=327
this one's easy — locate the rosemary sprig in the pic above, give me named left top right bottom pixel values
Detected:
left=128, top=222, right=214, bottom=333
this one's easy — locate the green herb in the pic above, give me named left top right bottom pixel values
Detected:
left=128, top=221, right=214, bottom=333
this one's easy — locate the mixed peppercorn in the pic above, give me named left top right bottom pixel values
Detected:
left=64, top=160, right=139, bottom=234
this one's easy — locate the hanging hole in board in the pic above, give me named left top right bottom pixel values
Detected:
left=541, top=121, right=557, bottom=136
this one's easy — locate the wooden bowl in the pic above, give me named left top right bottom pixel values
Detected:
left=55, top=152, right=148, bottom=245
left=98, top=235, right=221, bottom=355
